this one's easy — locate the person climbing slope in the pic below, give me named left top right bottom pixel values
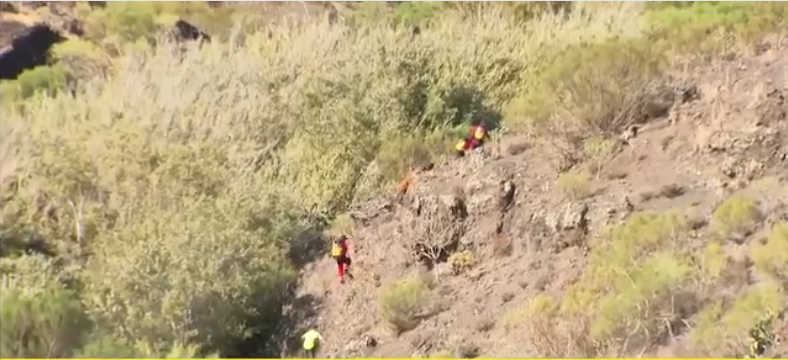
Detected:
left=301, top=328, right=323, bottom=358
left=455, top=120, right=489, bottom=157
left=331, top=235, right=353, bottom=283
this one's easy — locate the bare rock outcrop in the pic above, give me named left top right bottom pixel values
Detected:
left=170, top=19, right=211, bottom=44
left=544, top=202, right=589, bottom=234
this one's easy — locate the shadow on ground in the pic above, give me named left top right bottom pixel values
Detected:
left=273, top=293, right=325, bottom=358
left=288, top=227, right=329, bottom=269
left=227, top=292, right=324, bottom=358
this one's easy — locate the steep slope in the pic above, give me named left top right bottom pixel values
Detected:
left=286, top=40, right=788, bottom=358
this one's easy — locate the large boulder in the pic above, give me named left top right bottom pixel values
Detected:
left=170, top=20, right=211, bottom=44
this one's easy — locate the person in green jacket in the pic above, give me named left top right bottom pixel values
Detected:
left=302, top=328, right=323, bottom=358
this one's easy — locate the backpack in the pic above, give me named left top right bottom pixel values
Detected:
left=331, top=242, right=344, bottom=258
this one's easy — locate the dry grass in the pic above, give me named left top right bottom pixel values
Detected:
left=556, top=170, right=593, bottom=201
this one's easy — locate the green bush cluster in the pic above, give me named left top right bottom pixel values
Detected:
left=645, top=2, right=788, bottom=55
left=710, top=197, right=761, bottom=239
left=507, top=212, right=698, bottom=356
left=752, top=222, right=788, bottom=286
left=689, top=282, right=785, bottom=357
left=0, top=65, right=70, bottom=105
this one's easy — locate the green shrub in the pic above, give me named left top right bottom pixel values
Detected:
left=503, top=213, right=694, bottom=357
left=391, top=2, right=447, bottom=26
left=0, top=65, right=69, bottom=104
left=75, top=335, right=146, bottom=358
left=376, top=131, right=450, bottom=183
left=0, top=257, right=90, bottom=358
left=79, top=1, right=235, bottom=44
left=556, top=170, right=592, bottom=200
left=752, top=222, right=788, bottom=285
left=378, top=276, right=430, bottom=333
left=543, top=38, right=665, bottom=135
left=558, top=212, right=692, bottom=354
left=448, top=249, right=477, bottom=275
left=689, top=282, right=785, bottom=357
left=710, top=197, right=760, bottom=239
left=695, top=240, right=729, bottom=292
left=583, top=136, right=621, bottom=176
left=645, top=2, right=788, bottom=55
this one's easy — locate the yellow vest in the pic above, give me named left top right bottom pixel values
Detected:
left=474, top=127, right=486, bottom=140
left=455, top=139, right=466, bottom=151
left=331, top=243, right=343, bottom=258
left=302, top=329, right=322, bottom=350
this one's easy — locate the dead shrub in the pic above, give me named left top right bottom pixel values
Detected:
left=400, top=197, right=467, bottom=268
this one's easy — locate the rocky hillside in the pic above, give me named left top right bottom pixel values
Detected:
left=288, top=42, right=788, bottom=358
left=1, top=2, right=786, bottom=359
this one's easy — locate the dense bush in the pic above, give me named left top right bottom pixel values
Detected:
left=752, top=222, right=788, bottom=286
left=645, top=1, right=788, bottom=55
left=507, top=212, right=697, bottom=356
left=0, top=65, right=70, bottom=105
left=689, top=282, right=785, bottom=357
left=710, top=197, right=761, bottom=239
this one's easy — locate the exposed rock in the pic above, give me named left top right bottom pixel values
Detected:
left=755, top=88, right=786, bottom=126
left=720, top=157, right=765, bottom=181
left=497, top=179, right=516, bottom=214
left=171, top=19, right=211, bottom=43
left=596, top=195, right=636, bottom=227
left=544, top=202, right=589, bottom=233
left=342, top=334, right=378, bottom=358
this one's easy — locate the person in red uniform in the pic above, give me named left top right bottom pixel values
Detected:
left=455, top=121, right=489, bottom=157
left=331, top=235, right=353, bottom=283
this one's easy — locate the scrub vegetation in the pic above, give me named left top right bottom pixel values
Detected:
left=1, top=1, right=786, bottom=358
